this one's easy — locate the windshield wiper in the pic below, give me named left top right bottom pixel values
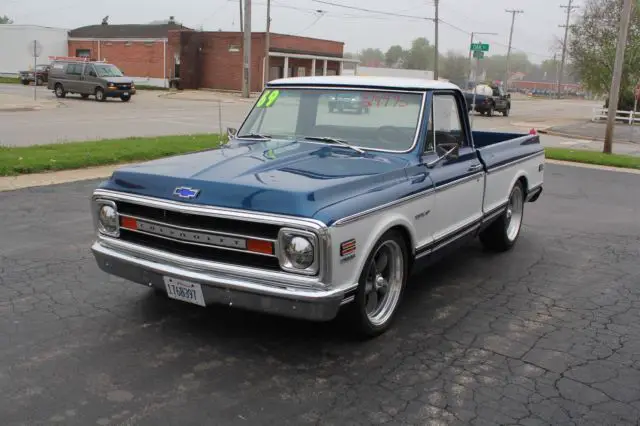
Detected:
left=302, top=136, right=365, bottom=153
left=235, top=133, right=272, bottom=140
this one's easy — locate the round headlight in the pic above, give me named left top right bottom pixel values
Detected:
left=98, top=204, right=118, bottom=234
left=284, top=236, right=314, bottom=269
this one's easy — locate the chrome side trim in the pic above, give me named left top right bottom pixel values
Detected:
left=332, top=187, right=436, bottom=227
left=341, top=295, right=356, bottom=305
left=415, top=221, right=481, bottom=259
left=486, top=151, right=544, bottom=174
left=434, top=172, right=484, bottom=192
left=96, top=235, right=327, bottom=290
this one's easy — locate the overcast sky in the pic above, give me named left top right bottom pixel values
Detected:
left=5, top=0, right=575, bottom=64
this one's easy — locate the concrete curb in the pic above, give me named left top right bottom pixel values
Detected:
left=0, top=165, right=118, bottom=192
left=538, top=128, right=640, bottom=146
left=545, top=159, right=640, bottom=175
left=2, top=157, right=639, bottom=193
left=157, top=90, right=256, bottom=104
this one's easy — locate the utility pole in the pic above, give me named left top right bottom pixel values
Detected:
left=434, top=0, right=439, bottom=80
left=558, top=0, right=578, bottom=98
left=604, top=0, right=634, bottom=154
left=242, top=0, right=251, bottom=98
left=264, top=0, right=271, bottom=89
left=239, top=0, right=243, bottom=32
left=504, top=9, right=523, bottom=91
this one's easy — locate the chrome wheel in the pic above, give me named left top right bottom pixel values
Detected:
left=506, top=184, right=524, bottom=241
left=363, top=240, right=404, bottom=327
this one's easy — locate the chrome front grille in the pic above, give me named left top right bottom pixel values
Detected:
left=114, top=201, right=282, bottom=271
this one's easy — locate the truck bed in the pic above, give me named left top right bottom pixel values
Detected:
left=473, top=130, right=543, bottom=170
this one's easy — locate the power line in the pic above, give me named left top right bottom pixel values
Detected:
left=439, top=20, right=553, bottom=60
left=505, top=9, right=524, bottom=89
left=558, top=0, right=578, bottom=97
left=308, top=0, right=434, bottom=21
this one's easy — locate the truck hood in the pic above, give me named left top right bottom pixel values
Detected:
left=100, top=139, right=411, bottom=219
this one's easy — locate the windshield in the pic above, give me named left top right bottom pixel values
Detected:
left=94, top=64, right=124, bottom=77
left=237, top=88, right=424, bottom=152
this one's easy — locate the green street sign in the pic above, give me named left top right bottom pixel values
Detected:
left=470, top=42, right=490, bottom=52
left=473, top=50, right=485, bottom=59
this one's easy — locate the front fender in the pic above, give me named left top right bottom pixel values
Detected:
left=327, top=209, right=421, bottom=294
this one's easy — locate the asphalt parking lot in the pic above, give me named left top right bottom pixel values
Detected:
left=2, top=163, right=640, bottom=426
left=0, top=83, right=601, bottom=147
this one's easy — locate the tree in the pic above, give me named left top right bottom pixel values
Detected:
left=440, top=51, right=469, bottom=86
left=358, top=48, right=385, bottom=66
left=385, top=45, right=406, bottom=67
left=0, top=15, right=13, bottom=24
left=405, top=37, right=436, bottom=70
left=569, top=0, right=640, bottom=107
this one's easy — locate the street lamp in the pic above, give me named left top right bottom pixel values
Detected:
left=467, top=31, right=498, bottom=89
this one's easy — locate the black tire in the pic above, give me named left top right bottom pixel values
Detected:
left=503, top=103, right=511, bottom=117
left=54, top=83, right=66, bottom=98
left=21, top=79, right=29, bottom=85
left=479, top=181, right=525, bottom=252
left=487, top=104, right=495, bottom=117
left=81, top=94, right=89, bottom=99
left=120, top=94, right=131, bottom=102
left=95, top=88, right=106, bottom=102
left=347, top=229, right=409, bottom=338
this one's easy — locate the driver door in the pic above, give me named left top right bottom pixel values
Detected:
left=423, top=91, right=484, bottom=247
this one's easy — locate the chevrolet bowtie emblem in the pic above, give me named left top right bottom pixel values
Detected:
left=173, top=187, right=200, bottom=199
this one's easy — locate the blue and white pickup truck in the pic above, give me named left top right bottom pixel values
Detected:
left=90, top=76, right=544, bottom=337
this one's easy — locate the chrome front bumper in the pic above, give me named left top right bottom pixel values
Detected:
left=91, top=237, right=352, bottom=321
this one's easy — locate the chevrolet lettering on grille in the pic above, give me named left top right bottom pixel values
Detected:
left=133, top=218, right=248, bottom=250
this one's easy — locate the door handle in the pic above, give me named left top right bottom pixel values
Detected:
left=468, top=163, right=483, bottom=172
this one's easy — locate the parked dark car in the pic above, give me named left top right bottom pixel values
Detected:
left=464, top=84, right=511, bottom=117
left=328, top=93, right=370, bottom=114
left=18, top=64, right=51, bottom=86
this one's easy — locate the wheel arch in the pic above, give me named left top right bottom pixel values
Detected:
left=350, top=216, right=417, bottom=285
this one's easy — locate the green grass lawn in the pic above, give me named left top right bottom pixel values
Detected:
left=0, top=134, right=225, bottom=176
left=1, top=134, right=639, bottom=177
left=0, top=76, right=20, bottom=84
left=545, top=148, right=640, bottom=170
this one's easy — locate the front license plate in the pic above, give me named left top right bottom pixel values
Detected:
left=123, top=92, right=129, bottom=96
left=163, top=276, right=206, bottom=307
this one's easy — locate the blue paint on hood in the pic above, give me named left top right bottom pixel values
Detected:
left=99, top=139, right=413, bottom=220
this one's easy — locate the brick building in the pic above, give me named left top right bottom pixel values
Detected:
left=67, top=22, right=359, bottom=91
left=68, top=21, right=187, bottom=87
left=171, top=31, right=359, bottom=92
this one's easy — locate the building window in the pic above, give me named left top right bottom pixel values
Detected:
left=76, top=49, right=91, bottom=57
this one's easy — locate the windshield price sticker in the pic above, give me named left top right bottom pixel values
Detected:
left=361, top=94, right=408, bottom=108
left=256, top=89, right=280, bottom=108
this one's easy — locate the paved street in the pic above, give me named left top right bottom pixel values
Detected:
left=0, top=84, right=252, bottom=147
left=2, top=164, right=640, bottom=425
left=0, top=83, right=603, bottom=145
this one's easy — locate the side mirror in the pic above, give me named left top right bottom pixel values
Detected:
left=227, top=127, right=238, bottom=139
left=426, top=142, right=460, bottom=168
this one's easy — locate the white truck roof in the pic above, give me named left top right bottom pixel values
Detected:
left=267, top=75, right=461, bottom=91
